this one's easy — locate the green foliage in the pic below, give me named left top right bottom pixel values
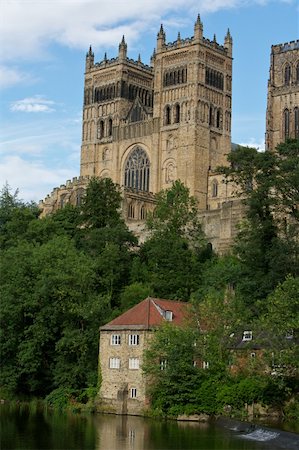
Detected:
left=119, top=282, right=151, bottom=311
left=79, top=177, right=123, bottom=229
left=137, top=180, right=212, bottom=299
left=219, top=140, right=299, bottom=305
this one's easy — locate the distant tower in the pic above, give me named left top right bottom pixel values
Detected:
left=266, top=40, right=299, bottom=150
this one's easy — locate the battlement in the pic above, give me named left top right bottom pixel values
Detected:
left=160, top=34, right=227, bottom=55
left=94, top=56, right=152, bottom=72
left=272, top=40, right=299, bottom=53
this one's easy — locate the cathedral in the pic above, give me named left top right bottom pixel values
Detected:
left=40, top=15, right=299, bottom=253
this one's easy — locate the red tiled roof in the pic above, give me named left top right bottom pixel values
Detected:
left=101, top=297, right=189, bottom=330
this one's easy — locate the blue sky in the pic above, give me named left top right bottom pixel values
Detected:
left=0, top=0, right=298, bottom=203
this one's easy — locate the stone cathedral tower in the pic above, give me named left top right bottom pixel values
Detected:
left=266, top=40, right=299, bottom=150
left=41, top=16, right=240, bottom=252
left=80, top=16, right=233, bottom=214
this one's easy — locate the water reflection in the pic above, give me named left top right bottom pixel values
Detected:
left=92, top=414, right=265, bottom=450
left=1, top=404, right=297, bottom=450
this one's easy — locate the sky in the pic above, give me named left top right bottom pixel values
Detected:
left=0, top=0, right=298, bottom=203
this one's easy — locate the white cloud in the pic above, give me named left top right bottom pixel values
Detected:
left=0, top=0, right=268, bottom=63
left=0, top=65, right=32, bottom=88
left=0, top=155, right=77, bottom=203
left=238, top=138, right=265, bottom=151
left=10, top=96, right=55, bottom=113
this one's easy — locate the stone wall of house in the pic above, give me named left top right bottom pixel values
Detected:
left=97, top=328, right=152, bottom=415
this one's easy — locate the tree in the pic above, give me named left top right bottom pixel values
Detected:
left=79, top=177, right=124, bottom=229
left=0, top=236, right=111, bottom=396
left=0, top=183, right=39, bottom=249
left=143, top=323, right=202, bottom=415
left=219, top=141, right=299, bottom=304
left=258, top=276, right=299, bottom=373
left=136, top=181, right=212, bottom=300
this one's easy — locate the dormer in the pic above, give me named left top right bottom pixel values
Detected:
left=242, top=330, right=253, bottom=341
left=164, top=310, right=173, bottom=321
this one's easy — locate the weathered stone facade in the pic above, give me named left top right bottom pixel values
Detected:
left=40, top=16, right=239, bottom=253
left=266, top=40, right=299, bottom=150
left=40, top=23, right=297, bottom=253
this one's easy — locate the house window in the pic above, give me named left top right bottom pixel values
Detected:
left=202, top=361, right=209, bottom=369
left=164, top=310, right=173, bottom=321
left=242, top=331, right=253, bottom=341
left=109, top=357, right=120, bottom=369
left=160, top=359, right=167, bottom=370
left=129, top=358, right=140, bottom=370
left=129, top=334, right=139, bottom=346
left=130, top=388, right=137, bottom=398
left=111, top=334, right=121, bottom=345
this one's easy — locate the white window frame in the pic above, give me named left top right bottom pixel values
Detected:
left=129, top=334, right=140, bottom=346
left=129, top=358, right=140, bottom=370
left=160, top=359, right=167, bottom=370
left=165, top=310, right=173, bottom=321
left=242, top=331, right=253, bottom=341
left=203, top=361, right=209, bottom=369
left=109, top=357, right=120, bottom=369
left=130, top=388, right=137, bottom=398
left=111, top=334, right=121, bottom=345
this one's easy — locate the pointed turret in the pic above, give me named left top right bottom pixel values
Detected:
left=118, top=35, right=127, bottom=61
left=224, top=28, right=233, bottom=56
left=177, top=31, right=181, bottom=46
left=157, top=24, right=166, bottom=53
left=150, top=48, right=156, bottom=67
left=137, top=53, right=141, bottom=65
left=85, top=45, right=94, bottom=71
left=194, top=14, right=203, bottom=42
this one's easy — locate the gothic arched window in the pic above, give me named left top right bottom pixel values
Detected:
left=284, top=64, right=291, bottom=85
left=174, top=104, right=180, bottom=123
left=212, top=180, right=218, bottom=198
left=140, top=205, right=146, bottom=220
left=284, top=109, right=290, bottom=140
left=165, top=105, right=171, bottom=125
left=295, top=107, right=299, bottom=140
left=98, top=120, right=104, bottom=139
left=108, top=118, right=113, bottom=136
left=124, top=147, right=150, bottom=192
left=216, top=109, right=222, bottom=128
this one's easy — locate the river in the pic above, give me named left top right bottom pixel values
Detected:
left=1, top=404, right=298, bottom=450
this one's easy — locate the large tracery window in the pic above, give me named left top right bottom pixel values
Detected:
left=124, top=147, right=150, bottom=192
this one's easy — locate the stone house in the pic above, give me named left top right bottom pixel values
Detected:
left=97, top=297, right=189, bottom=415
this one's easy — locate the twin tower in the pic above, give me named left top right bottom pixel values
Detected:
left=81, top=16, right=233, bottom=214
left=41, top=16, right=236, bottom=250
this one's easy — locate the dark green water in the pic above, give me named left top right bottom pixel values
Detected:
left=0, top=404, right=298, bottom=450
